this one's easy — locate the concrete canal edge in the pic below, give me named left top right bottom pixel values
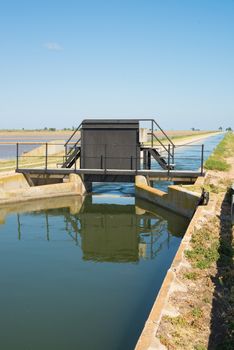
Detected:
left=134, top=175, right=216, bottom=350
left=135, top=175, right=201, bottom=219
left=0, top=173, right=86, bottom=205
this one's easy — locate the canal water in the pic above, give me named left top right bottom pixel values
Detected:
left=0, top=194, right=188, bottom=350
left=0, top=134, right=70, bottom=159
left=152, top=133, right=224, bottom=191
left=0, top=133, right=224, bottom=349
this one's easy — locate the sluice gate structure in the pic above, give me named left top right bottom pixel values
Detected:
left=15, top=119, right=205, bottom=187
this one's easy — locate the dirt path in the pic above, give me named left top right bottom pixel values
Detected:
left=156, top=158, right=234, bottom=349
left=172, top=132, right=222, bottom=146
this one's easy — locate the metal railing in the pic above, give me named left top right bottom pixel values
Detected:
left=62, top=118, right=176, bottom=167
left=64, top=122, right=82, bottom=159
left=4, top=141, right=206, bottom=176
left=143, top=119, right=175, bottom=166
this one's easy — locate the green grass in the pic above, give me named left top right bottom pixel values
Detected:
left=205, top=158, right=230, bottom=171
left=192, top=307, right=203, bottom=319
left=204, top=132, right=234, bottom=171
left=185, top=222, right=220, bottom=270
left=184, top=271, right=199, bottom=280
left=184, top=207, right=234, bottom=349
left=164, top=315, right=188, bottom=327
left=194, top=345, right=207, bottom=350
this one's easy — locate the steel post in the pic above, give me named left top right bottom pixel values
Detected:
left=16, top=143, right=19, bottom=169
left=151, top=120, right=153, bottom=147
left=101, top=155, right=103, bottom=169
left=168, top=144, right=171, bottom=175
left=172, top=145, right=175, bottom=165
left=143, top=150, right=146, bottom=169
left=104, top=144, right=107, bottom=174
left=45, top=143, right=48, bottom=170
left=136, top=145, right=138, bottom=174
left=201, top=144, right=204, bottom=175
left=147, top=150, right=151, bottom=169
left=65, top=145, right=68, bottom=161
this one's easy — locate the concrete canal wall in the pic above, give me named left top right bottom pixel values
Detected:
left=135, top=175, right=201, bottom=218
left=0, top=173, right=85, bottom=205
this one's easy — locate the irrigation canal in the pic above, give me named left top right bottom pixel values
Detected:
left=0, top=133, right=224, bottom=350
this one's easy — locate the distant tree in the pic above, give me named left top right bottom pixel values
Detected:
left=191, top=127, right=195, bottom=131
left=226, top=127, right=232, bottom=131
left=218, top=126, right=223, bottom=131
left=44, top=127, right=48, bottom=130
left=49, top=127, right=56, bottom=131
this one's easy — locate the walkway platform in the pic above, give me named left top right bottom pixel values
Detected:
left=17, top=168, right=203, bottom=183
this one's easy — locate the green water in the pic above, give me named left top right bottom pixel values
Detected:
left=0, top=193, right=188, bottom=350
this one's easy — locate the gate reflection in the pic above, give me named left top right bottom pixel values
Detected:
left=3, top=195, right=188, bottom=262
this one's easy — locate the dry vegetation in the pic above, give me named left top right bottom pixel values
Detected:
left=158, top=186, right=233, bottom=350
left=205, top=132, right=234, bottom=171
left=0, top=129, right=216, bottom=139
left=157, top=140, right=234, bottom=349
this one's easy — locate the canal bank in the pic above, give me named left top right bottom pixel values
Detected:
left=135, top=132, right=234, bottom=350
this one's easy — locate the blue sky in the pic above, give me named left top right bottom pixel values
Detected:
left=0, top=0, right=233, bottom=130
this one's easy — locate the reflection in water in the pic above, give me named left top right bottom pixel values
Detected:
left=7, top=195, right=188, bottom=263
left=0, top=193, right=189, bottom=350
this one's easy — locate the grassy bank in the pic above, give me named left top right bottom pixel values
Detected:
left=205, top=132, right=234, bottom=171
left=156, top=133, right=234, bottom=349
left=159, top=197, right=233, bottom=349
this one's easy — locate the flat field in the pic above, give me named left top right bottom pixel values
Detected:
left=153, top=129, right=217, bottom=140
left=0, top=129, right=217, bottom=141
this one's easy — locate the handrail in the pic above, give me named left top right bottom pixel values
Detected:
left=152, top=120, right=175, bottom=147
left=63, top=118, right=175, bottom=166
left=65, top=122, right=82, bottom=147
left=65, top=118, right=174, bottom=147
left=137, top=118, right=175, bottom=148
left=66, top=138, right=81, bottom=157
left=147, top=132, right=174, bottom=158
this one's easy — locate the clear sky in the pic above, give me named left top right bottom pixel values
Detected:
left=0, top=0, right=233, bottom=130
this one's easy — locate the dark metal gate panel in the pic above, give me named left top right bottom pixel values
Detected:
left=81, top=120, right=140, bottom=170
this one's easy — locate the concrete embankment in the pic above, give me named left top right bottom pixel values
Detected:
left=0, top=173, right=85, bottom=205
left=135, top=175, right=201, bottom=218
left=135, top=175, right=210, bottom=350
